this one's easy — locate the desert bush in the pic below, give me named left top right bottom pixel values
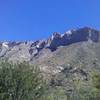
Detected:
left=0, top=61, right=46, bottom=100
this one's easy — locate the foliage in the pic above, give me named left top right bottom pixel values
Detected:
left=0, top=61, right=46, bottom=100
left=42, top=86, right=68, bottom=100
left=1, top=61, right=100, bottom=100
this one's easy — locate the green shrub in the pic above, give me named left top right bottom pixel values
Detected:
left=0, top=61, right=46, bottom=100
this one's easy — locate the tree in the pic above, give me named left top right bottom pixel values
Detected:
left=0, top=61, right=46, bottom=100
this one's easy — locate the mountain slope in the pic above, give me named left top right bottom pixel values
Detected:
left=1, top=27, right=100, bottom=98
left=0, top=27, right=100, bottom=79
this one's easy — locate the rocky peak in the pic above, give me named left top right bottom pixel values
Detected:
left=47, top=27, right=100, bottom=51
left=0, top=27, right=99, bottom=53
left=0, top=27, right=99, bottom=60
left=36, top=40, right=46, bottom=50
left=51, top=32, right=61, bottom=39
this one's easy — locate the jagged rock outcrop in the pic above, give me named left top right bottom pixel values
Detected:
left=47, top=27, right=100, bottom=51
left=0, top=27, right=100, bottom=62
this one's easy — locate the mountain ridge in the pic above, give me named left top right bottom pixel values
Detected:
left=0, top=27, right=100, bottom=64
left=1, top=27, right=100, bottom=97
left=0, top=27, right=100, bottom=51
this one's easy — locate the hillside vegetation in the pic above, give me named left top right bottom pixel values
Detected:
left=0, top=61, right=100, bottom=100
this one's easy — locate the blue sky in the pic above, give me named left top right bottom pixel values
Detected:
left=0, top=0, right=100, bottom=40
